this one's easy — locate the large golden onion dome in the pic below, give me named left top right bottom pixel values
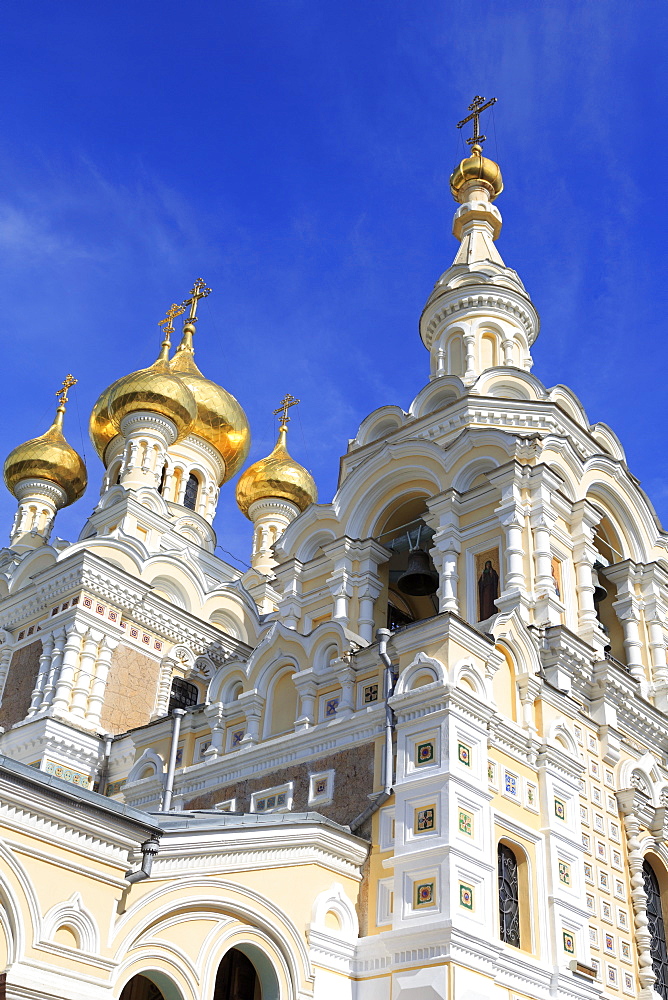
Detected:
left=4, top=383, right=87, bottom=505
left=169, top=322, right=250, bottom=485
left=236, top=422, right=317, bottom=518
left=450, top=143, right=503, bottom=202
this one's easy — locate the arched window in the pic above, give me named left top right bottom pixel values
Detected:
left=168, top=677, right=199, bottom=713
left=183, top=473, right=199, bottom=511
left=498, top=842, right=521, bottom=947
left=158, top=464, right=168, bottom=495
left=214, top=948, right=260, bottom=1000
left=643, top=859, right=668, bottom=998
left=120, top=975, right=166, bottom=1000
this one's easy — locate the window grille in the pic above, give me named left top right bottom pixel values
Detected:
left=183, top=473, right=199, bottom=511
left=643, top=859, right=668, bottom=998
left=168, top=677, right=199, bottom=714
left=498, top=842, right=521, bottom=947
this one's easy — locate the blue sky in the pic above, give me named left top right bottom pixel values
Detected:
left=0, top=2, right=666, bottom=566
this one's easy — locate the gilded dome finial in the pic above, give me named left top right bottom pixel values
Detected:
left=182, top=278, right=211, bottom=326
left=54, top=374, right=77, bottom=430
left=456, top=95, right=497, bottom=151
left=450, top=95, right=503, bottom=203
left=157, top=303, right=185, bottom=364
left=273, top=392, right=300, bottom=440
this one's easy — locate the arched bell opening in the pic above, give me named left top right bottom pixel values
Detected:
left=213, top=947, right=264, bottom=1000
left=593, top=516, right=627, bottom=664
left=375, top=497, right=439, bottom=631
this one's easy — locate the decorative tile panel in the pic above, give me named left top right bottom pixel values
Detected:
left=414, top=880, right=435, bottom=908
left=414, top=806, right=435, bottom=833
left=459, top=883, right=473, bottom=910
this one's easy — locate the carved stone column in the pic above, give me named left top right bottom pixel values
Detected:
left=616, top=787, right=658, bottom=999
left=70, top=630, right=101, bottom=718
left=293, top=670, right=317, bottom=731
left=203, top=702, right=226, bottom=758
left=85, top=635, right=119, bottom=727
left=351, top=539, right=389, bottom=642
left=571, top=499, right=606, bottom=653
left=38, top=626, right=65, bottom=712
left=324, top=539, right=354, bottom=628
left=488, top=462, right=530, bottom=617
left=27, top=632, right=55, bottom=717
left=426, top=489, right=461, bottom=614
left=51, top=623, right=86, bottom=715
left=640, top=564, right=668, bottom=709
left=238, top=693, right=264, bottom=747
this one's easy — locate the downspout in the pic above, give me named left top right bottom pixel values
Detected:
left=350, top=628, right=396, bottom=833
left=96, top=732, right=113, bottom=795
left=125, top=834, right=161, bottom=884
left=161, top=708, right=186, bottom=813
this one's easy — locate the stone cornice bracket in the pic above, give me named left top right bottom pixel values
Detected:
left=616, top=786, right=661, bottom=998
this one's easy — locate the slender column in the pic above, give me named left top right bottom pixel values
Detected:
left=324, top=539, right=354, bottom=628
left=70, top=630, right=101, bottom=717
left=203, top=703, right=226, bottom=758
left=294, top=673, right=317, bottom=731
left=501, top=337, right=514, bottom=365
left=238, top=694, right=264, bottom=747
left=27, top=633, right=55, bottom=717
left=39, top=626, right=66, bottom=711
left=50, top=624, right=86, bottom=715
left=85, top=635, right=119, bottom=726
left=463, top=332, right=475, bottom=379
left=427, top=490, right=462, bottom=614
left=0, top=642, right=14, bottom=706
left=153, top=657, right=176, bottom=719
left=617, top=790, right=657, bottom=999
left=336, top=664, right=355, bottom=719
left=357, top=580, right=383, bottom=643
left=571, top=499, right=605, bottom=649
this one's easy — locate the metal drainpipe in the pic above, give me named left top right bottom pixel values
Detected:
left=125, top=834, right=161, bottom=884
left=96, top=732, right=113, bottom=794
left=350, top=628, right=396, bottom=833
left=377, top=628, right=396, bottom=795
left=161, top=708, right=186, bottom=812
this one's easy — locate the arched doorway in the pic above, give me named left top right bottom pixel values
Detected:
left=119, top=975, right=166, bottom=1000
left=214, top=948, right=261, bottom=1000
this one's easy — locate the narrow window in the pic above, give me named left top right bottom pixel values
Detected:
left=158, top=464, right=168, bottom=495
left=168, top=677, right=199, bottom=714
left=498, top=843, right=521, bottom=947
left=643, top=859, right=668, bottom=998
left=183, top=473, right=199, bottom=511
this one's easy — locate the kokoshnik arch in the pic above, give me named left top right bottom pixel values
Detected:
left=0, top=98, right=665, bottom=1000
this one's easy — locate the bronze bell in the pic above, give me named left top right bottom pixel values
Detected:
left=397, top=548, right=439, bottom=597
left=592, top=562, right=608, bottom=606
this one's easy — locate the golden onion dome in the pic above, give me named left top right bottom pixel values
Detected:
left=450, top=144, right=503, bottom=202
left=236, top=424, right=317, bottom=518
left=4, top=401, right=87, bottom=505
left=169, top=323, right=250, bottom=485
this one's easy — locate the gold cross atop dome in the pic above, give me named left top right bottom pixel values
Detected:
left=457, top=95, right=497, bottom=149
left=56, top=374, right=77, bottom=408
left=159, top=302, right=185, bottom=341
left=181, top=278, right=212, bottom=324
left=273, top=393, right=300, bottom=428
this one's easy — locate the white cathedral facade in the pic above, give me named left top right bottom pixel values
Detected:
left=0, top=116, right=665, bottom=1000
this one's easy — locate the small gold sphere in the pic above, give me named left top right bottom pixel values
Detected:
left=107, top=366, right=197, bottom=438
left=450, top=145, right=503, bottom=201
left=4, top=416, right=87, bottom=505
left=236, top=427, right=317, bottom=517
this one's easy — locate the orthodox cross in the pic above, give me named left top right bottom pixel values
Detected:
left=56, top=374, right=77, bottom=407
left=159, top=302, right=185, bottom=340
left=273, top=393, right=300, bottom=427
left=456, top=95, right=497, bottom=149
left=182, top=278, right=212, bottom=324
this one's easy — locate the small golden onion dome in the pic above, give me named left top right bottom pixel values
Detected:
left=450, top=144, right=503, bottom=201
left=4, top=405, right=87, bottom=505
left=236, top=424, right=317, bottom=518
left=170, top=324, right=251, bottom=485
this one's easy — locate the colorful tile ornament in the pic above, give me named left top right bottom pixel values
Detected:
left=44, top=759, right=90, bottom=788
left=505, top=771, right=518, bottom=797
left=458, top=742, right=471, bottom=767
left=458, top=809, right=473, bottom=836
left=562, top=930, right=575, bottom=954
left=459, top=883, right=473, bottom=910
left=416, top=740, right=435, bottom=766
left=363, top=683, right=378, bottom=704
left=231, top=729, right=245, bottom=747
left=554, top=797, right=566, bottom=820
left=105, top=778, right=126, bottom=796
left=325, top=698, right=339, bottom=717
left=415, top=806, right=435, bottom=833
left=315, top=778, right=328, bottom=796
left=558, top=861, right=571, bottom=885
left=414, top=880, right=435, bottom=908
